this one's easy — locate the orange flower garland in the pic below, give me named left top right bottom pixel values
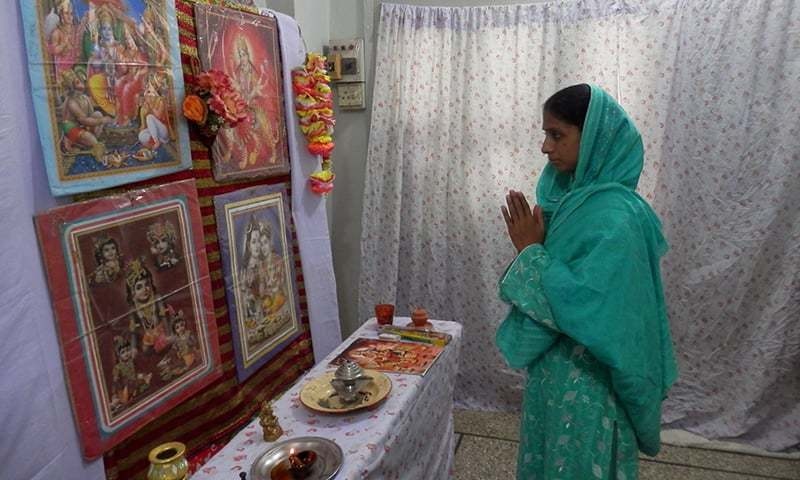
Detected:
left=292, top=53, right=336, bottom=195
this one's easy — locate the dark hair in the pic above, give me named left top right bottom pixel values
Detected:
left=544, top=84, right=591, bottom=130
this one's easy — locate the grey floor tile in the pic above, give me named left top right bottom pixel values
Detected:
left=453, top=410, right=799, bottom=479
left=640, top=459, right=777, bottom=479
left=454, top=408, right=521, bottom=442
left=453, top=435, right=518, bottom=480
left=643, top=445, right=800, bottom=480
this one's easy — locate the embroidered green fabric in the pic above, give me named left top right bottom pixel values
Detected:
left=497, top=85, right=677, bottom=478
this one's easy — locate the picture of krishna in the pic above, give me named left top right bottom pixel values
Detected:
left=195, top=4, right=289, bottom=181
left=22, top=0, right=190, bottom=194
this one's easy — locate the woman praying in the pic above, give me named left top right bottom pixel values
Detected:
left=497, top=84, right=678, bottom=479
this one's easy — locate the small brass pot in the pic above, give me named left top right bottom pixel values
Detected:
left=147, top=441, right=189, bottom=480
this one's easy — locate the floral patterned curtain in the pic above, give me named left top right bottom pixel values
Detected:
left=359, top=0, right=800, bottom=451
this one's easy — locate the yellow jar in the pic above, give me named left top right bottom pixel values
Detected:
left=147, top=441, right=189, bottom=480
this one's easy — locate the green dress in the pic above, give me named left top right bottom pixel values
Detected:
left=496, top=85, right=678, bottom=479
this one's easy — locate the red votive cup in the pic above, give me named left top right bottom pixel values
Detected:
left=375, top=304, right=395, bottom=326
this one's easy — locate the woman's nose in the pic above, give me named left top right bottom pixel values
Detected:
left=541, top=139, right=552, bottom=154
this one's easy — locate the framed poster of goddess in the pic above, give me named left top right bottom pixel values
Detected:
left=194, top=3, right=290, bottom=182
left=19, top=0, right=193, bottom=196
left=214, top=184, right=301, bottom=382
left=34, top=179, right=221, bottom=458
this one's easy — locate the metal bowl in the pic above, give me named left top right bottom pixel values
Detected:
left=249, top=436, right=343, bottom=480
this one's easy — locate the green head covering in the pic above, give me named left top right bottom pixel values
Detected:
left=536, top=84, right=645, bottom=232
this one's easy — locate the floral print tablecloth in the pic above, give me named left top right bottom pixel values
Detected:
left=193, top=318, right=463, bottom=479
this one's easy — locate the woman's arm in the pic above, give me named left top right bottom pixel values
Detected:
left=496, top=244, right=561, bottom=368
left=496, top=305, right=559, bottom=369
left=498, top=243, right=561, bottom=332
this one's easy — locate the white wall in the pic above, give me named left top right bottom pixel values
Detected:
left=261, top=0, right=295, bottom=15
left=327, top=0, right=376, bottom=336
left=294, top=0, right=331, bottom=53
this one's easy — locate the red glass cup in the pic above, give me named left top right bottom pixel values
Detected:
left=375, top=304, right=395, bottom=325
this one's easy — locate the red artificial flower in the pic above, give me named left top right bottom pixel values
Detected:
left=308, top=141, right=335, bottom=157
left=308, top=174, right=335, bottom=194
left=208, top=90, right=248, bottom=126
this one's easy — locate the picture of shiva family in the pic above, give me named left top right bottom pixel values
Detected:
left=44, top=0, right=177, bottom=173
left=238, top=216, right=291, bottom=348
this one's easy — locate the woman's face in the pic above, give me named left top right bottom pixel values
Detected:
left=541, top=110, right=581, bottom=173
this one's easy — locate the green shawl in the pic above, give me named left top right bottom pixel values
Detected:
left=497, top=85, right=678, bottom=456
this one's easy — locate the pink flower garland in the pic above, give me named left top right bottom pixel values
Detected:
left=183, top=70, right=249, bottom=137
left=292, top=53, right=336, bottom=195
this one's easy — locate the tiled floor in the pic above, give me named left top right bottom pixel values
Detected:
left=452, top=410, right=800, bottom=480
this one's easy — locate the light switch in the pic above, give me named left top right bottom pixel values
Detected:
left=326, top=38, right=365, bottom=83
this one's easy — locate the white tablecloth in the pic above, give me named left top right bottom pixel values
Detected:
left=193, top=318, right=463, bottom=480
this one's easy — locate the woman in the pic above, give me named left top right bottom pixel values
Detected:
left=498, top=84, right=677, bottom=479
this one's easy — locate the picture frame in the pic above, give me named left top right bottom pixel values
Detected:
left=214, top=183, right=302, bottom=382
left=34, top=179, right=221, bottom=458
left=19, top=0, right=193, bottom=196
left=194, top=3, right=290, bottom=182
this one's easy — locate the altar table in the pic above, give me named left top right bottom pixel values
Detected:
left=193, top=318, right=463, bottom=479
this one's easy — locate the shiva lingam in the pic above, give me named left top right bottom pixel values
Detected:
left=330, top=360, right=372, bottom=404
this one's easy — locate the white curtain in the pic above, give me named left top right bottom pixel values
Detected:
left=359, top=0, right=800, bottom=452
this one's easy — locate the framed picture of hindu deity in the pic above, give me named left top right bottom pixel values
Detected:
left=34, top=179, right=221, bottom=458
left=214, top=184, right=301, bottom=382
left=19, top=0, right=193, bottom=196
left=194, top=3, right=290, bottom=182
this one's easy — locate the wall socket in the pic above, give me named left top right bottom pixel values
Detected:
left=336, top=83, right=366, bottom=110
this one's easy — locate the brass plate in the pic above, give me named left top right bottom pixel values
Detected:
left=299, top=369, right=392, bottom=414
